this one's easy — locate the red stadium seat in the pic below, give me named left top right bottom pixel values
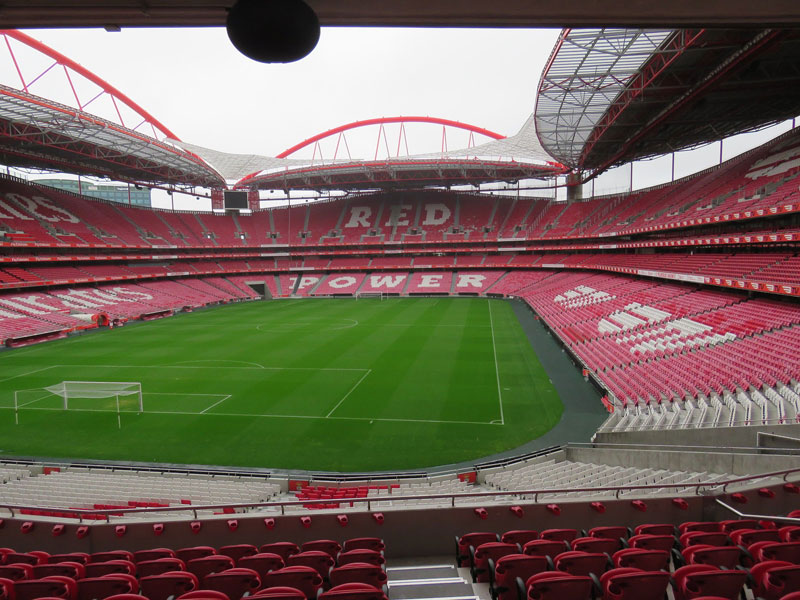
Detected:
left=186, top=556, right=236, bottom=580
left=748, top=541, right=800, bottom=563
left=176, top=547, right=217, bottom=563
left=218, top=545, right=258, bottom=563
left=287, top=551, right=335, bottom=581
left=337, top=551, right=384, bottom=568
left=301, top=540, right=341, bottom=560
left=251, top=586, right=306, bottom=600
left=553, top=551, right=610, bottom=577
left=319, top=583, right=388, bottom=600
left=599, top=567, right=670, bottom=600
left=136, top=558, right=186, bottom=578
left=456, top=533, right=499, bottom=567
left=133, top=549, right=175, bottom=564
left=671, top=565, right=747, bottom=600
left=680, top=545, right=744, bottom=570
left=76, top=575, right=139, bottom=600
left=571, top=538, right=620, bottom=555
left=540, top=529, right=578, bottom=543
left=628, top=535, right=675, bottom=553
left=342, top=539, right=384, bottom=553
left=633, top=524, right=675, bottom=536
left=178, top=591, right=230, bottom=600
left=611, top=549, right=669, bottom=572
left=15, top=576, right=76, bottom=600
left=203, top=567, right=261, bottom=600
left=33, top=562, right=85, bottom=580
left=523, top=540, right=570, bottom=559
left=490, top=554, right=548, bottom=600
left=0, top=564, right=33, bottom=580
left=139, top=572, right=199, bottom=600
left=524, top=571, right=593, bottom=600
left=501, top=531, right=539, bottom=546
left=470, top=542, right=520, bottom=583
left=259, top=544, right=300, bottom=563
left=588, top=527, right=628, bottom=543
left=328, top=563, right=387, bottom=589
left=84, top=560, right=136, bottom=578
left=237, top=553, right=285, bottom=578
left=679, top=532, right=729, bottom=548
left=261, top=566, right=324, bottom=600
left=49, top=554, right=89, bottom=566
left=90, top=552, right=134, bottom=565
left=749, top=560, right=800, bottom=600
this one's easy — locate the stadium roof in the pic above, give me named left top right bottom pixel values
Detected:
left=536, top=28, right=800, bottom=174
left=2, top=0, right=798, bottom=28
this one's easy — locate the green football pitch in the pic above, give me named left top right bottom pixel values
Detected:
left=0, top=297, right=565, bottom=471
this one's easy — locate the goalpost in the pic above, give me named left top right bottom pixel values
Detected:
left=14, top=381, right=143, bottom=428
left=355, top=292, right=387, bottom=300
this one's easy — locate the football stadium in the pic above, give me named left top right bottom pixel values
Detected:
left=0, top=5, right=798, bottom=600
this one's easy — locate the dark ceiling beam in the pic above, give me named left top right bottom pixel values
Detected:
left=1, top=1, right=800, bottom=29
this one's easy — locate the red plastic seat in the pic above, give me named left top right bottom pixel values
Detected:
left=501, top=531, right=539, bottom=546
left=749, top=560, right=800, bottom=600
left=342, top=539, right=384, bottom=553
left=261, top=566, right=324, bottom=600
left=287, top=551, right=335, bottom=581
left=553, top=551, right=609, bottom=577
left=329, top=563, right=387, bottom=589
left=203, top=567, right=261, bottom=600
left=105, top=595, right=150, bottom=600
left=540, top=529, right=578, bottom=543
left=588, top=527, right=628, bottom=543
left=633, top=524, right=674, bottom=536
left=251, top=586, right=306, bottom=600
left=33, top=562, right=85, bottom=580
left=136, top=558, right=186, bottom=578
left=0, top=577, right=13, bottom=600
left=671, top=565, right=747, bottom=600
left=679, top=523, right=722, bottom=535
left=523, top=540, right=570, bottom=559
left=525, top=571, right=593, bottom=600
left=679, top=532, right=729, bottom=548
left=139, top=572, right=199, bottom=600
left=749, top=541, right=800, bottom=563
left=571, top=538, right=619, bottom=555
left=49, top=554, right=90, bottom=566
left=133, top=549, right=175, bottom=564
left=218, top=545, right=258, bottom=563
left=336, top=551, right=384, bottom=568
left=84, top=560, right=136, bottom=578
left=781, top=526, right=800, bottom=543
left=628, top=535, right=674, bottom=552
left=238, top=553, right=285, bottom=578
left=301, top=540, right=341, bottom=560
left=186, top=556, right=236, bottom=580
left=15, top=576, right=75, bottom=600
left=319, top=583, right=388, bottom=600
left=729, top=528, right=781, bottom=547
left=471, top=543, right=519, bottom=583
left=90, top=552, right=134, bottom=565
left=76, top=575, right=138, bottom=600
left=456, top=533, right=499, bottom=567
left=0, top=564, right=33, bottom=580
left=177, top=591, right=230, bottom=600
left=719, top=520, right=760, bottom=533
left=5, top=553, right=45, bottom=566
left=599, top=567, right=670, bottom=600
left=680, top=545, right=744, bottom=569
left=176, top=547, right=217, bottom=563
left=259, top=544, right=300, bottom=563
left=491, top=554, right=548, bottom=600
left=611, top=549, right=669, bottom=572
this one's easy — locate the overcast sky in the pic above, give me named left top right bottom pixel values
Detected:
left=8, top=27, right=795, bottom=209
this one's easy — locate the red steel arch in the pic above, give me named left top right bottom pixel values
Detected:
left=0, top=29, right=179, bottom=141
left=276, top=116, right=505, bottom=159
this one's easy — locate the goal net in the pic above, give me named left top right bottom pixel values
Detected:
left=29, top=381, right=143, bottom=410
left=355, top=292, right=386, bottom=300
left=14, top=381, right=142, bottom=427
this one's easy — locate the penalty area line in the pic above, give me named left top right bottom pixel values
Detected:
left=200, top=395, right=232, bottom=414
left=326, top=369, right=372, bottom=418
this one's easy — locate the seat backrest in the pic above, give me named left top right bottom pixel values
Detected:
left=612, top=549, right=669, bottom=572
left=679, top=532, right=730, bottom=548
left=319, top=583, right=388, bottom=600
left=729, top=528, right=781, bottom=547
left=0, top=563, right=33, bottom=580
left=523, top=540, right=570, bottom=559
left=238, top=553, right=285, bottom=577
left=301, top=540, right=342, bottom=559
left=679, top=522, right=722, bottom=534
left=139, top=572, right=198, bottom=600
left=261, top=565, right=324, bottom=599
left=329, top=563, right=387, bottom=588
left=343, top=539, right=384, bottom=553
left=176, top=547, right=217, bottom=563
left=90, top=552, right=134, bottom=564
left=133, top=549, right=175, bottom=564
left=259, top=543, right=300, bottom=562
left=218, top=545, right=258, bottom=563
left=14, top=578, right=71, bottom=600
left=526, top=571, right=593, bottom=600
left=493, top=554, right=549, bottom=600
left=84, top=560, right=136, bottom=578
left=554, top=551, right=609, bottom=577
left=501, top=531, right=539, bottom=546
left=49, top=554, right=90, bottom=566
left=136, top=558, right=186, bottom=578
left=601, top=568, right=670, bottom=600
left=186, top=556, right=236, bottom=580
left=633, top=524, right=675, bottom=536
left=628, top=535, right=675, bottom=552
left=76, top=576, right=137, bottom=600
left=540, top=529, right=578, bottom=543
left=681, top=545, right=742, bottom=570
left=203, top=567, right=261, bottom=600
left=337, top=550, right=385, bottom=567
left=589, top=527, right=628, bottom=542
left=250, top=585, right=306, bottom=600
left=571, top=537, right=619, bottom=554
left=33, top=562, right=85, bottom=580
left=674, top=565, right=747, bottom=600
left=177, top=590, right=230, bottom=600
left=287, top=551, right=335, bottom=577
left=456, top=533, right=498, bottom=566
left=757, top=541, right=800, bottom=563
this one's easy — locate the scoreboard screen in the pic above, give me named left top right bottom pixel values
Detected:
left=224, top=191, right=248, bottom=210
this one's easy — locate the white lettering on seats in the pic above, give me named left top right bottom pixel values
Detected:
left=31, top=196, right=80, bottom=223
left=384, top=204, right=411, bottom=227
left=0, top=298, right=48, bottom=314
left=344, top=206, right=372, bottom=228
left=328, top=276, right=357, bottom=289
left=296, top=276, right=320, bottom=289
left=419, top=275, right=443, bottom=288
left=0, top=196, right=33, bottom=220
left=456, top=274, right=486, bottom=288
left=421, top=203, right=451, bottom=226
left=369, top=275, right=406, bottom=289
left=111, top=287, right=154, bottom=300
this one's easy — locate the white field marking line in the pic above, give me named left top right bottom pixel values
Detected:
left=53, top=364, right=370, bottom=372
left=326, top=369, right=372, bottom=418
left=4, top=406, right=499, bottom=426
left=173, top=359, right=265, bottom=369
left=199, top=395, right=232, bottom=414
left=17, top=391, right=55, bottom=408
left=255, top=318, right=358, bottom=332
left=0, top=365, right=58, bottom=384
left=487, top=300, right=505, bottom=425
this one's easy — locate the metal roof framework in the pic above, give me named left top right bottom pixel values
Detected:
left=536, top=27, right=800, bottom=176
left=0, top=29, right=224, bottom=188
left=234, top=158, right=565, bottom=192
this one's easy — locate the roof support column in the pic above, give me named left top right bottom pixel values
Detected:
left=566, top=171, right=583, bottom=201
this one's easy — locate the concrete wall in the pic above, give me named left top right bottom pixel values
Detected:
left=595, top=423, right=800, bottom=448
left=565, top=446, right=800, bottom=475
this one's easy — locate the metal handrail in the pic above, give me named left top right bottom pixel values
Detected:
left=714, top=498, right=800, bottom=525
left=4, top=465, right=798, bottom=523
